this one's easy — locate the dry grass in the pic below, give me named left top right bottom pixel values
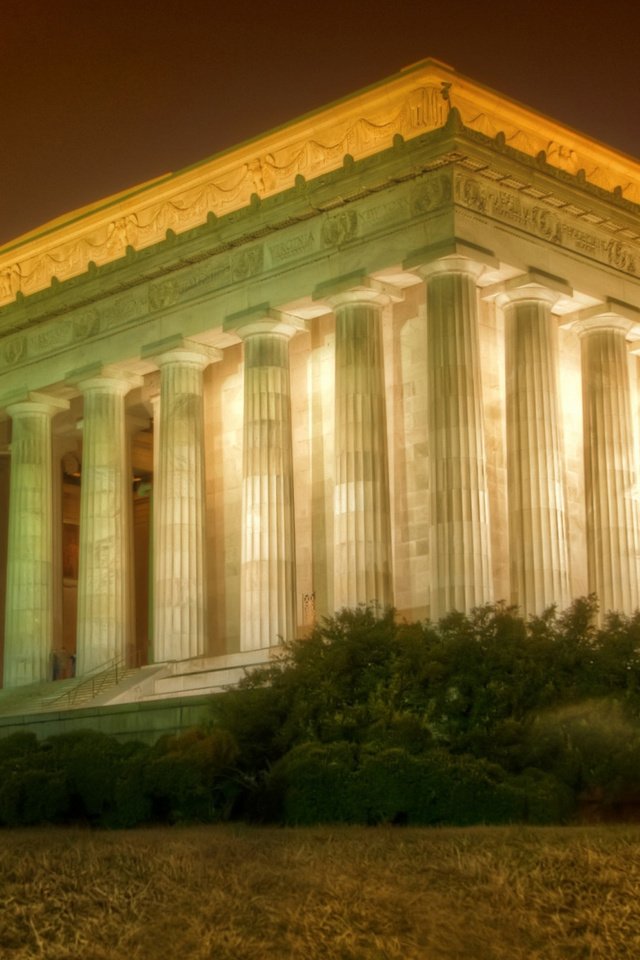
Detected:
left=0, top=825, right=639, bottom=959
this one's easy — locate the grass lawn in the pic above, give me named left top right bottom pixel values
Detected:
left=1, top=824, right=639, bottom=959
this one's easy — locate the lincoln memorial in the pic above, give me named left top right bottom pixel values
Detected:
left=0, top=59, right=639, bottom=709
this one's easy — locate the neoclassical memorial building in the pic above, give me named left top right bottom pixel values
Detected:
left=0, top=59, right=639, bottom=720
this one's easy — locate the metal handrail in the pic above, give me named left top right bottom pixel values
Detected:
left=44, top=656, right=127, bottom=709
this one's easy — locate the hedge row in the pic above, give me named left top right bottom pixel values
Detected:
left=256, top=743, right=575, bottom=826
left=0, top=727, right=240, bottom=828
left=0, top=728, right=574, bottom=828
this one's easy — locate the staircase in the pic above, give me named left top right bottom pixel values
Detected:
left=0, top=658, right=140, bottom=717
left=42, top=657, right=140, bottom=710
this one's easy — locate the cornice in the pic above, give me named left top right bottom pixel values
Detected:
left=0, top=59, right=638, bottom=309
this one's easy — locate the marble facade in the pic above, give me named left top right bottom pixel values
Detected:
left=0, top=59, right=640, bottom=690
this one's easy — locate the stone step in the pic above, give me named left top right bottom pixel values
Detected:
left=0, top=663, right=141, bottom=717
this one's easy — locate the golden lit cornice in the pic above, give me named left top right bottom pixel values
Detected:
left=1, top=58, right=638, bottom=308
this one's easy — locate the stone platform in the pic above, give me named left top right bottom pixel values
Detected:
left=0, top=647, right=274, bottom=743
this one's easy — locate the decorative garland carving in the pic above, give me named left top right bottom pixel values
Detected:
left=4, top=62, right=637, bottom=310
left=0, top=83, right=447, bottom=308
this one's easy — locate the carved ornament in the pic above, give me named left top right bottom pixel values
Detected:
left=1, top=60, right=637, bottom=308
left=455, top=172, right=639, bottom=276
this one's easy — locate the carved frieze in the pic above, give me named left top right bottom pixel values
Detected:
left=72, top=310, right=100, bottom=341
left=268, top=230, right=316, bottom=266
left=321, top=211, right=358, bottom=247
left=2, top=61, right=640, bottom=313
left=0, top=292, right=146, bottom=375
left=359, top=196, right=410, bottom=230
left=0, top=161, right=638, bottom=378
left=410, top=174, right=452, bottom=216
left=3, top=336, right=26, bottom=366
left=0, top=80, right=449, bottom=308
left=231, top=246, right=263, bottom=281
left=148, top=259, right=232, bottom=311
left=455, top=172, right=639, bottom=276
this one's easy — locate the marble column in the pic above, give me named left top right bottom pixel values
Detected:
left=3, top=393, right=68, bottom=687
left=423, top=257, right=493, bottom=619
left=575, top=308, right=640, bottom=615
left=232, top=316, right=301, bottom=650
left=498, top=278, right=570, bottom=614
left=75, top=372, right=140, bottom=674
left=332, top=289, right=393, bottom=611
left=151, top=341, right=218, bottom=661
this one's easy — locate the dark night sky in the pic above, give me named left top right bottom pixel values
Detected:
left=2, top=0, right=639, bottom=247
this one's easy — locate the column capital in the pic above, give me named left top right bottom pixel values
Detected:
left=483, top=269, right=573, bottom=310
left=224, top=304, right=307, bottom=340
left=3, top=391, right=69, bottom=419
left=312, top=272, right=402, bottom=309
left=67, top=364, right=143, bottom=396
left=571, top=300, right=640, bottom=338
left=142, top=335, right=221, bottom=369
left=403, top=238, right=498, bottom=282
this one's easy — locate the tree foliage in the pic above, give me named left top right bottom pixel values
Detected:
left=211, top=598, right=640, bottom=822
left=2, top=598, right=640, bottom=826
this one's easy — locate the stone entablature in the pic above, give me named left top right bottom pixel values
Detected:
left=1, top=58, right=639, bottom=308
left=0, top=147, right=639, bottom=392
left=0, top=63, right=640, bottom=691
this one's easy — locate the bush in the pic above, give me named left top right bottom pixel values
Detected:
left=111, top=749, right=153, bottom=828
left=0, top=726, right=243, bottom=828
left=0, top=768, right=69, bottom=826
left=144, top=728, right=241, bottom=823
left=43, top=730, right=130, bottom=823
left=511, top=768, right=575, bottom=824
left=261, top=744, right=564, bottom=827
left=0, top=731, right=40, bottom=764
left=525, top=699, right=640, bottom=809
left=261, top=742, right=357, bottom=825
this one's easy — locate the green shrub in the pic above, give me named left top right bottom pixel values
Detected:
left=524, top=699, right=640, bottom=797
left=263, top=744, right=545, bottom=827
left=0, top=731, right=39, bottom=764
left=109, top=744, right=153, bottom=828
left=0, top=768, right=69, bottom=826
left=144, top=728, right=241, bottom=823
left=511, top=768, right=575, bottom=824
left=42, top=730, right=128, bottom=823
left=352, top=749, right=526, bottom=826
left=262, top=741, right=357, bottom=825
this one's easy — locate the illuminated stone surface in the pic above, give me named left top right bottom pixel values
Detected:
left=498, top=276, right=571, bottom=614
left=150, top=340, right=218, bottom=662
left=228, top=314, right=300, bottom=650
left=3, top=395, right=68, bottom=685
left=419, top=257, right=493, bottom=620
left=75, top=373, right=140, bottom=675
left=330, top=288, right=393, bottom=612
left=0, top=60, right=638, bottom=693
left=576, top=309, right=640, bottom=615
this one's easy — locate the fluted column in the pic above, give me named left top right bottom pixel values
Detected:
left=498, top=277, right=570, bottom=613
left=3, top=393, right=68, bottom=687
left=575, top=307, right=640, bottom=615
left=332, top=289, right=393, bottom=611
left=233, top=315, right=301, bottom=650
left=75, top=372, right=140, bottom=674
left=423, top=257, right=493, bottom=619
left=151, top=341, right=218, bottom=661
